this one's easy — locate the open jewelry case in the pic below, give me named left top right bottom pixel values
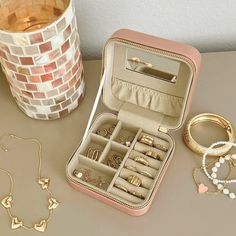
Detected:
left=66, top=29, right=201, bottom=216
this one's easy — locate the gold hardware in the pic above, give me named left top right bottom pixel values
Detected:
left=158, top=126, right=168, bottom=133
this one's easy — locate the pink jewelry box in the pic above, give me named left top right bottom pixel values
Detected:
left=66, top=29, right=201, bottom=216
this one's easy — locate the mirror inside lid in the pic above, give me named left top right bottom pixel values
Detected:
left=102, top=29, right=200, bottom=131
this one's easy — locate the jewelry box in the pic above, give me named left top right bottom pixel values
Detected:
left=66, top=29, right=201, bottom=216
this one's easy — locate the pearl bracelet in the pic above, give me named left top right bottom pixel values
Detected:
left=202, top=141, right=236, bottom=184
left=210, top=154, right=236, bottom=199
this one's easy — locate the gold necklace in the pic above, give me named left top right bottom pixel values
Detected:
left=0, top=134, right=59, bottom=233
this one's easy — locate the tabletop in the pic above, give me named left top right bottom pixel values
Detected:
left=0, top=51, right=235, bottom=236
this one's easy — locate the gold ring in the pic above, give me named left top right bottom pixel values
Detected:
left=139, top=170, right=154, bottom=179
left=145, top=151, right=161, bottom=160
left=127, top=175, right=142, bottom=187
left=129, top=190, right=145, bottom=199
left=133, top=156, right=149, bottom=166
left=126, top=165, right=137, bottom=172
left=154, top=143, right=168, bottom=152
left=183, top=113, right=235, bottom=156
left=139, top=137, right=153, bottom=146
left=87, top=148, right=101, bottom=161
left=106, top=154, right=123, bottom=169
left=142, top=135, right=154, bottom=142
left=96, top=129, right=108, bottom=137
left=125, top=165, right=153, bottom=179
left=93, top=150, right=101, bottom=161
left=87, top=148, right=94, bottom=158
left=114, top=184, right=128, bottom=192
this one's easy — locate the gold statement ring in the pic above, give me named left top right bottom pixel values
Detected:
left=127, top=175, right=142, bottom=187
left=139, top=136, right=153, bottom=146
left=183, top=113, right=235, bottom=156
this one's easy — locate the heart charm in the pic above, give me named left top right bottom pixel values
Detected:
left=1, top=195, right=13, bottom=208
left=48, top=197, right=59, bottom=210
left=34, top=220, right=47, bottom=232
left=11, top=217, right=23, bottom=229
left=198, top=183, right=208, bottom=194
left=38, top=177, right=50, bottom=190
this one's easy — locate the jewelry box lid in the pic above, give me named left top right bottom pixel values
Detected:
left=101, top=29, right=201, bottom=136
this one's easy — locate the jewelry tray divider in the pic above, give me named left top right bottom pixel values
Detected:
left=67, top=113, right=174, bottom=208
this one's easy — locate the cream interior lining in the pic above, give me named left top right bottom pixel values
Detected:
left=67, top=113, right=174, bottom=209
left=102, top=41, right=193, bottom=130
left=112, top=77, right=183, bottom=117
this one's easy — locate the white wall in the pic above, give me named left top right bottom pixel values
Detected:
left=75, top=0, right=236, bottom=59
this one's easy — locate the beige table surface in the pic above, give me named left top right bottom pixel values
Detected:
left=0, top=51, right=235, bottom=236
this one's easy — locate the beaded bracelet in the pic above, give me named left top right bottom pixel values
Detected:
left=202, top=141, right=236, bottom=199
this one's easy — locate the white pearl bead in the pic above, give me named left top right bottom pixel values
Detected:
left=219, top=157, right=225, bottom=164
left=213, top=179, right=218, bottom=184
left=211, top=173, right=217, bottom=178
left=225, top=155, right=230, bottom=160
left=223, top=188, right=229, bottom=195
left=231, top=154, right=236, bottom=160
left=212, top=167, right=218, bottom=172
left=217, top=184, right=223, bottom=190
left=215, top=162, right=220, bottom=167
left=229, top=193, right=236, bottom=199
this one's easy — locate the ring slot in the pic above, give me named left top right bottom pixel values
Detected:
left=91, top=114, right=118, bottom=139
left=129, top=150, right=162, bottom=170
left=134, top=142, right=166, bottom=161
left=112, top=122, right=139, bottom=147
left=71, top=155, right=116, bottom=191
left=80, top=134, right=107, bottom=161
left=119, top=168, right=153, bottom=189
left=139, top=132, right=170, bottom=151
left=110, top=187, right=143, bottom=204
left=100, top=142, right=128, bottom=169
left=125, top=159, right=158, bottom=179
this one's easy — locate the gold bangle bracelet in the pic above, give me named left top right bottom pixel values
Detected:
left=183, top=113, right=235, bottom=156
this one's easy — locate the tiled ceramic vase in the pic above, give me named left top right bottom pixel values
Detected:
left=0, top=0, right=85, bottom=120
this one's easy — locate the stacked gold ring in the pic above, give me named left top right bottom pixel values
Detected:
left=183, top=113, right=235, bottom=156
left=139, top=135, right=154, bottom=146
left=127, top=175, right=142, bottom=187
left=139, top=134, right=168, bottom=152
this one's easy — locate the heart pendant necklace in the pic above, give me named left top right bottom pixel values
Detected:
left=192, top=160, right=232, bottom=195
left=0, top=134, right=59, bottom=233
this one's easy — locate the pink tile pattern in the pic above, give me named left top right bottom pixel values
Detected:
left=0, top=0, right=85, bottom=120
